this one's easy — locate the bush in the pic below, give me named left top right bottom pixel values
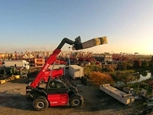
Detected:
left=133, top=60, right=142, bottom=68
left=142, top=60, right=149, bottom=67
left=106, top=65, right=115, bottom=72
left=122, top=62, right=127, bottom=70
left=140, top=71, right=147, bottom=76
left=89, top=72, right=114, bottom=85
left=146, top=79, right=153, bottom=86
left=113, top=72, right=140, bottom=84
left=84, top=65, right=102, bottom=77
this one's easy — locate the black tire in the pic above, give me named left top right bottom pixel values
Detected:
left=69, top=96, right=82, bottom=108
left=33, top=97, right=49, bottom=111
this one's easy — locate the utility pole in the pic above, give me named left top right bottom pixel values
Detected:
left=68, top=47, right=71, bottom=65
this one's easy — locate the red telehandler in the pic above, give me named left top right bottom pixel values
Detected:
left=26, top=36, right=107, bottom=111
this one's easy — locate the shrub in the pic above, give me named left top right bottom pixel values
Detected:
left=140, top=71, right=147, bottom=76
left=113, top=72, right=140, bottom=84
left=142, top=60, right=149, bottom=67
left=89, top=72, right=114, bottom=85
left=133, top=60, right=142, bottom=68
left=122, top=62, right=127, bottom=70
left=106, top=65, right=115, bottom=72
left=146, top=80, right=153, bottom=86
left=127, top=62, right=133, bottom=69
left=84, top=65, right=102, bottom=77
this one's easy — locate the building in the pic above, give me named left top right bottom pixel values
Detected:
left=92, top=53, right=112, bottom=62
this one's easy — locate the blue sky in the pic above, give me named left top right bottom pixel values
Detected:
left=0, top=0, right=153, bottom=54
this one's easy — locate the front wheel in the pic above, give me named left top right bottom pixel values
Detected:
left=69, top=96, right=82, bottom=108
left=33, top=97, right=49, bottom=111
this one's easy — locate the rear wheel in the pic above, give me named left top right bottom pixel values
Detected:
left=33, top=97, right=49, bottom=111
left=70, top=96, right=82, bottom=107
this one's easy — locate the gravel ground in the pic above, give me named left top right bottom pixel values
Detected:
left=0, top=78, right=152, bottom=115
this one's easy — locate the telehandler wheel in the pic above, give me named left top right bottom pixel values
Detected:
left=70, top=96, right=82, bottom=108
left=33, top=97, right=49, bottom=111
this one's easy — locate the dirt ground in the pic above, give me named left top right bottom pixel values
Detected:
left=0, top=77, right=152, bottom=115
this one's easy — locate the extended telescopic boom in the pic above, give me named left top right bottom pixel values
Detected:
left=30, top=36, right=108, bottom=88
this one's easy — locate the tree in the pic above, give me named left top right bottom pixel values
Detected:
left=122, top=62, right=127, bottom=70
left=133, top=60, right=142, bottom=68
left=142, top=60, right=149, bottom=67
left=84, top=65, right=102, bottom=77
left=126, top=62, right=133, bottom=69
left=149, top=56, right=153, bottom=66
left=106, top=65, right=115, bottom=72
left=151, top=56, right=153, bottom=62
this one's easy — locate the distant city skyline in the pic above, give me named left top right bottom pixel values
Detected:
left=0, top=0, right=153, bottom=55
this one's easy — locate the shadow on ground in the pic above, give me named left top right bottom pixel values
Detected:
left=0, top=92, right=34, bottom=111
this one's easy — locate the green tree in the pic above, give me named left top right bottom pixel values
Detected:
left=122, top=62, right=127, bottom=70
left=84, top=65, right=102, bottom=77
left=127, top=62, right=133, bottom=69
left=142, top=60, right=149, bottom=67
left=133, top=60, right=142, bottom=68
left=106, top=65, right=115, bottom=72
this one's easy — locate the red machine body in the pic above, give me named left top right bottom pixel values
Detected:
left=47, top=93, right=69, bottom=106
left=43, top=69, right=64, bottom=82
left=26, top=36, right=107, bottom=111
left=30, top=49, right=61, bottom=88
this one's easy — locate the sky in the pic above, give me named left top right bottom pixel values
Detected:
left=0, top=0, right=153, bottom=55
